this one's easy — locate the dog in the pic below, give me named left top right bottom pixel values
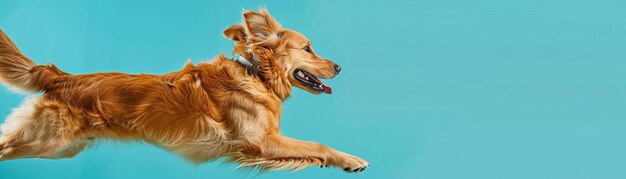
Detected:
left=0, top=9, right=369, bottom=173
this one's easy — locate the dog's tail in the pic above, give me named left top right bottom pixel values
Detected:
left=0, top=29, right=67, bottom=92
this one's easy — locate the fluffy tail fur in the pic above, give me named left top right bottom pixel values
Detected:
left=0, top=29, right=67, bottom=92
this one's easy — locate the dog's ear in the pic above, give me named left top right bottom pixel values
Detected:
left=243, top=9, right=282, bottom=40
left=223, top=24, right=246, bottom=41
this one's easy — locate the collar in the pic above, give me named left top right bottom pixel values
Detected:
left=233, top=53, right=262, bottom=75
left=233, top=53, right=259, bottom=69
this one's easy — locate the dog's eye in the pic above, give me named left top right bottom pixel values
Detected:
left=303, top=46, right=312, bottom=53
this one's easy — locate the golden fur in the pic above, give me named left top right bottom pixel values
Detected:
left=0, top=9, right=368, bottom=173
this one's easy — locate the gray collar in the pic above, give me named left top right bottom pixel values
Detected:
left=233, top=53, right=261, bottom=74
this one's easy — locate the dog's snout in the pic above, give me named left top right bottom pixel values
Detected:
left=333, top=64, right=342, bottom=74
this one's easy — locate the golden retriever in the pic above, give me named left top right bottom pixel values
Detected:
left=0, top=9, right=369, bottom=173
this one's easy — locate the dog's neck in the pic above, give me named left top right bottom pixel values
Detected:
left=230, top=51, right=292, bottom=101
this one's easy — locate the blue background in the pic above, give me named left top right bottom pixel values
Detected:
left=1, top=0, right=625, bottom=178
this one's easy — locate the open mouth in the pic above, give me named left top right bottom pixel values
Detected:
left=294, top=69, right=332, bottom=94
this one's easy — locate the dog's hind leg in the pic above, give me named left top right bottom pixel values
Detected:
left=44, top=137, right=93, bottom=159
left=0, top=95, right=89, bottom=161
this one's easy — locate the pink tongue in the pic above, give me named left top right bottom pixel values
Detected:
left=322, top=85, right=332, bottom=94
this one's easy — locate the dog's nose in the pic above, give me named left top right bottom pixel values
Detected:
left=334, top=65, right=342, bottom=74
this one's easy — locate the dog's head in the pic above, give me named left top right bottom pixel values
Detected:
left=223, top=9, right=341, bottom=96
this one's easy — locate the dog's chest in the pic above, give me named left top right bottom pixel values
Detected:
left=221, top=90, right=282, bottom=141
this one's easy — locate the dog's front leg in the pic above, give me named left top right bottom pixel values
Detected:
left=236, top=134, right=369, bottom=172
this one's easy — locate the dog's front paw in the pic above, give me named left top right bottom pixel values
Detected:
left=337, top=155, right=369, bottom=173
